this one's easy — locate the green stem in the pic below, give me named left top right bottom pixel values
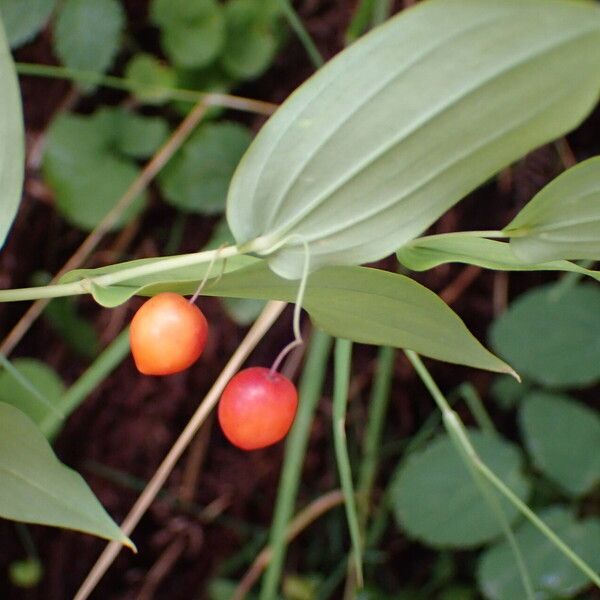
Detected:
left=357, top=346, right=394, bottom=529
left=333, top=338, right=363, bottom=587
left=346, top=0, right=375, bottom=43
left=277, top=0, right=325, bottom=69
left=452, top=382, right=496, bottom=436
left=406, top=350, right=600, bottom=592
left=444, top=413, right=534, bottom=600
left=371, top=0, right=393, bottom=26
left=40, top=329, right=131, bottom=437
left=15, top=63, right=277, bottom=115
left=0, top=244, right=246, bottom=303
left=260, top=330, right=332, bottom=600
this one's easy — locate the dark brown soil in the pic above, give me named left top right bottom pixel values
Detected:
left=1, top=1, right=599, bottom=599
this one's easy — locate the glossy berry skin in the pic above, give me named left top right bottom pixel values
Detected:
left=130, top=292, right=208, bottom=375
left=218, top=367, right=298, bottom=451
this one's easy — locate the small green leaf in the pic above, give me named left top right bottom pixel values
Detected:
left=53, top=0, right=125, bottom=77
left=63, top=259, right=513, bottom=374
left=396, top=235, right=600, bottom=282
left=42, top=110, right=147, bottom=230
left=490, top=283, right=600, bottom=388
left=158, top=122, right=252, bottom=214
left=114, top=111, right=169, bottom=159
left=477, top=506, right=600, bottom=600
left=125, top=53, right=177, bottom=105
left=0, top=16, right=24, bottom=249
left=220, top=0, right=278, bottom=80
left=223, top=297, right=266, bottom=325
left=390, top=431, right=530, bottom=548
left=0, top=0, right=56, bottom=48
left=0, top=402, right=132, bottom=547
left=519, top=392, right=600, bottom=497
left=226, top=0, right=600, bottom=279
left=0, top=358, right=64, bottom=434
left=489, top=375, right=527, bottom=411
left=150, top=0, right=225, bottom=69
left=505, top=157, right=600, bottom=263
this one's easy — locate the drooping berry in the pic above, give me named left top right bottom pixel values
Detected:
left=218, top=367, right=298, bottom=450
left=129, top=292, right=208, bottom=375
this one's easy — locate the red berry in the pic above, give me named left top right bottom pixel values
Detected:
left=218, top=367, right=298, bottom=450
left=129, top=292, right=208, bottom=375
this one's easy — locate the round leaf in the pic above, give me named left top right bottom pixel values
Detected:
left=490, top=283, right=600, bottom=388
left=159, top=122, right=252, bottom=214
left=226, top=0, right=600, bottom=279
left=477, top=506, right=600, bottom=600
left=151, top=0, right=225, bottom=69
left=220, top=0, right=278, bottom=80
left=0, top=358, right=64, bottom=432
left=53, top=0, right=124, bottom=76
left=0, top=0, right=56, bottom=48
left=390, top=431, right=530, bottom=548
left=43, top=111, right=147, bottom=231
left=125, top=54, right=177, bottom=105
left=519, top=392, right=600, bottom=497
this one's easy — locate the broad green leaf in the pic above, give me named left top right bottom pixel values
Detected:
left=150, top=0, right=225, bottom=69
left=519, top=392, right=600, bottom=497
left=0, top=402, right=132, bottom=547
left=158, top=122, right=252, bottom=214
left=390, top=431, right=530, bottom=548
left=226, top=0, right=600, bottom=279
left=0, top=358, right=64, bottom=432
left=53, top=0, right=124, bottom=77
left=0, top=0, right=55, bottom=48
left=490, top=283, right=600, bottom=388
left=62, top=259, right=513, bottom=374
left=43, top=110, right=147, bottom=230
left=396, top=235, right=600, bottom=282
left=124, top=54, right=177, bottom=105
left=223, top=297, right=266, bottom=325
left=477, top=506, right=600, bottom=600
left=114, top=112, right=169, bottom=159
left=489, top=375, right=528, bottom=411
left=220, top=0, right=279, bottom=80
left=0, top=16, right=24, bottom=249
left=505, top=157, right=600, bottom=262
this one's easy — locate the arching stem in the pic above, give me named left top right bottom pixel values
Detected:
left=269, top=239, right=311, bottom=376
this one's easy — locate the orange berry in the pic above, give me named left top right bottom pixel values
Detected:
left=218, top=367, right=298, bottom=451
left=129, top=292, right=208, bottom=375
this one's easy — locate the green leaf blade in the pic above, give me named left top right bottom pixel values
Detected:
left=477, top=506, right=600, bottom=600
left=490, top=283, right=600, bottom=388
left=0, top=402, right=132, bottom=548
left=0, top=0, right=56, bottom=48
left=53, top=0, right=125, bottom=77
left=505, top=156, right=600, bottom=262
left=397, top=235, right=600, bottom=282
left=226, top=0, right=600, bottom=279
left=390, top=431, right=531, bottom=548
left=0, top=15, right=25, bottom=249
left=519, top=392, right=600, bottom=497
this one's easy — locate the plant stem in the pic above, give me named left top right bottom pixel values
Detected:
left=356, top=346, right=394, bottom=529
left=452, top=382, right=496, bottom=436
left=15, top=63, right=278, bottom=115
left=277, top=0, right=325, bottom=69
left=405, top=350, right=600, bottom=592
left=332, top=339, right=363, bottom=587
left=0, top=244, right=247, bottom=303
left=260, top=329, right=332, bottom=600
left=40, top=328, right=131, bottom=438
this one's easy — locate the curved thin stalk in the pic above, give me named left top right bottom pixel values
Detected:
left=277, top=0, right=324, bottom=69
left=333, top=339, right=363, bottom=587
left=15, top=63, right=278, bottom=116
left=405, top=350, right=600, bottom=592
